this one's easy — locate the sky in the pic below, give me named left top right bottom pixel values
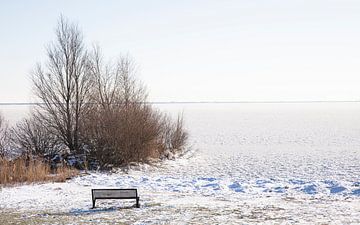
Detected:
left=1, top=0, right=360, bottom=102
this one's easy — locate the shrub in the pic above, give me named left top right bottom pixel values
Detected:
left=161, top=113, right=188, bottom=153
left=84, top=103, right=166, bottom=167
left=0, top=113, right=9, bottom=158
left=10, top=115, right=60, bottom=157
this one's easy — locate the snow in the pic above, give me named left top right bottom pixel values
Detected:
left=1, top=103, right=360, bottom=224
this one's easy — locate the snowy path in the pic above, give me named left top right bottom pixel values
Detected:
left=0, top=103, right=360, bottom=224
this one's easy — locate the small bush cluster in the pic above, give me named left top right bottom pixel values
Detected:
left=0, top=113, right=9, bottom=158
left=0, top=17, right=188, bottom=175
left=80, top=52, right=188, bottom=167
left=84, top=103, right=187, bottom=168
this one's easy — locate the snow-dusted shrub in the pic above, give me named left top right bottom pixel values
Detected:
left=161, top=113, right=188, bottom=153
left=10, top=115, right=60, bottom=157
left=0, top=113, right=9, bottom=158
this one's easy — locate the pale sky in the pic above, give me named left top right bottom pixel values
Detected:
left=1, top=0, right=360, bottom=102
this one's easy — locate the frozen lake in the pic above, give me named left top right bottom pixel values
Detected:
left=168, top=102, right=360, bottom=183
left=0, top=103, right=360, bottom=224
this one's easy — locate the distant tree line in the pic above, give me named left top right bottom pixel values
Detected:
left=0, top=17, right=187, bottom=169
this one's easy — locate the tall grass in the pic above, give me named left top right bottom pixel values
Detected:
left=0, top=157, right=78, bottom=186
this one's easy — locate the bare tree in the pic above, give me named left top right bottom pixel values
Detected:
left=32, top=17, right=93, bottom=154
left=89, top=47, right=146, bottom=110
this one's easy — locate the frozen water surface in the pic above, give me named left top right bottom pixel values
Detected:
left=0, top=103, right=360, bottom=224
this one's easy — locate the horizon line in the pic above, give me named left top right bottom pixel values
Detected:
left=0, top=100, right=359, bottom=106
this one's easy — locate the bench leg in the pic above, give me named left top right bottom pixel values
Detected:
left=92, top=199, right=96, bottom=209
left=136, top=197, right=140, bottom=208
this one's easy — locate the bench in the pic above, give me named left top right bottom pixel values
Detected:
left=91, top=189, right=140, bottom=208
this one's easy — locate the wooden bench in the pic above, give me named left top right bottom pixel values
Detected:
left=91, top=189, right=140, bottom=208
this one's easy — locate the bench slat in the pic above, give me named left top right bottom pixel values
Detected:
left=93, top=189, right=137, bottom=198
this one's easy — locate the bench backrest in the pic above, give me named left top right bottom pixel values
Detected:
left=92, top=189, right=138, bottom=199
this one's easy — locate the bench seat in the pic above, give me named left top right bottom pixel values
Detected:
left=91, top=189, right=140, bottom=208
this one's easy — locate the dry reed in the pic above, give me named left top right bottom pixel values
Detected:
left=0, top=157, right=78, bottom=186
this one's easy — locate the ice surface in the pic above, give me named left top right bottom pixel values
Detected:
left=0, top=103, right=360, bottom=224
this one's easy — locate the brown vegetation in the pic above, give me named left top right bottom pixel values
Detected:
left=82, top=50, right=188, bottom=167
left=0, top=113, right=9, bottom=157
left=10, top=115, right=59, bottom=157
left=0, top=157, right=78, bottom=186
left=2, top=16, right=188, bottom=173
left=31, top=16, right=93, bottom=155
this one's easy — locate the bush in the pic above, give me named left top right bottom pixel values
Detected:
left=84, top=105, right=188, bottom=168
left=161, top=113, right=188, bottom=152
left=83, top=103, right=165, bottom=167
left=10, top=115, right=60, bottom=157
left=0, top=113, right=9, bottom=158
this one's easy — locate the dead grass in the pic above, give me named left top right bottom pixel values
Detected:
left=0, top=157, right=78, bottom=186
left=52, top=165, right=79, bottom=182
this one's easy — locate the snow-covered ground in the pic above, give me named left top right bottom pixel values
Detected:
left=1, top=103, right=360, bottom=224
